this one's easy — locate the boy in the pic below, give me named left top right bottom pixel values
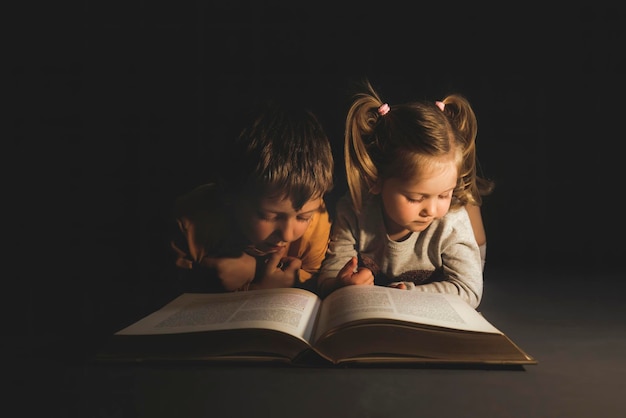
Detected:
left=171, top=99, right=334, bottom=292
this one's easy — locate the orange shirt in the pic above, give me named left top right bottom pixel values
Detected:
left=172, top=184, right=331, bottom=286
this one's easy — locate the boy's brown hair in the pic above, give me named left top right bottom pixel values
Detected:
left=221, top=99, right=334, bottom=210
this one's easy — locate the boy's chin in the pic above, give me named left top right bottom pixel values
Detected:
left=244, top=245, right=283, bottom=257
left=244, top=246, right=270, bottom=257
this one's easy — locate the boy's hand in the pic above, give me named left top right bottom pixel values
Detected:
left=251, top=247, right=303, bottom=290
left=337, top=256, right=374, bottom=287
left=172, top=217, right=259, bottom=291
left=198, top=252, right=257, bottom=291
left=171, top=240, right=194, bottom=270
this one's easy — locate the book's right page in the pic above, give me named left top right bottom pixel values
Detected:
left=310, top=286, right=536, bottom=365
left=313, top=285, right=501, bottom=341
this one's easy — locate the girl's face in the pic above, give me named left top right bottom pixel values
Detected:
left=376, top=163, right=458, bottom=241
left=237, top=194, right=323, bottom=255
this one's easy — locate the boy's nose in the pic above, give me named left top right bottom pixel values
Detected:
left=277, top=220, right=296, bottom=242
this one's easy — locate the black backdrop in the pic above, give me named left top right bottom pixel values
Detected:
left=13, top=2, right=623, bottom=348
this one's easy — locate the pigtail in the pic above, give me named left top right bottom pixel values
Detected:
left=344, top=81, right=386, bottom=213
left=441, top=94, right=494, bottom=206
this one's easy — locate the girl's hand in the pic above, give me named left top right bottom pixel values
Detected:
left=337, top=256, right=374, bottom=287
left=388, top=281, right=415, bottom=290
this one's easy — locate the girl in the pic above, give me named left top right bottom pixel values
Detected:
left=317, top=80, right=493, bottom=308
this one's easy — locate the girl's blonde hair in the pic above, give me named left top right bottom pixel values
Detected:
left=344, top=80, right=493, bottom=212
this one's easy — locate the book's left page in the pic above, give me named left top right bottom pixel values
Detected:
left=98, top=288, right=323, bottom=363
left=116, top=288, right=322, bottom=342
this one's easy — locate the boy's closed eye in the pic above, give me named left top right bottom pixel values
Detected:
left=256, top=211, right=315, bottom=223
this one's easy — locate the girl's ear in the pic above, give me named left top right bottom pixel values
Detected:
left=369, top=179, right=382, bottom=195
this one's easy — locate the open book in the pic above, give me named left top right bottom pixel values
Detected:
left=97, top=285, right=536, bottom=366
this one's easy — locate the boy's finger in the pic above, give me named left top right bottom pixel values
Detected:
left=281, top=257, right=302, bottom=272
left=266, top=248, right=286, bottom=270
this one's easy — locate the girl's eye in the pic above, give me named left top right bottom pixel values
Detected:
left=407, top=196, right=424, bottom=203
left=297, top=216, right=313, bottom=223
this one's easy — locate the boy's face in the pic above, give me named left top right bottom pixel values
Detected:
left=237, top=194, right=323, bottom=255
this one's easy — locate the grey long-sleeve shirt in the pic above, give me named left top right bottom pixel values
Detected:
left=318, top=193, right=483, bottom=308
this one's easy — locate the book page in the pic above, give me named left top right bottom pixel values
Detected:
left=115, top=288, right=322, bottom=342
left=314, top=286, right=501, bottom=341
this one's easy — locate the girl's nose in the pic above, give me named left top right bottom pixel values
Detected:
left=421, top=198, right=437, bottom=217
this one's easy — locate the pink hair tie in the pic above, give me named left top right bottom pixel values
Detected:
left=377, top=103, right=390, bottom=116
left=435, top=101, right=445, bottom=111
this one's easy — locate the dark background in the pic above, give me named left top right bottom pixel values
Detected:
left=13, top=2, right=623, bottom=356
